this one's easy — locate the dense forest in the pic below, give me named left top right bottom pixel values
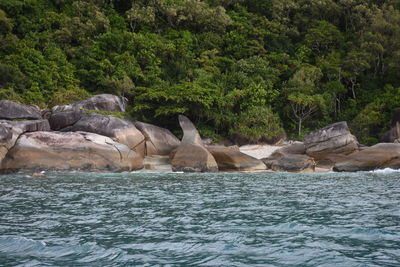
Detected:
left=1, top=0, right=400, bottom=144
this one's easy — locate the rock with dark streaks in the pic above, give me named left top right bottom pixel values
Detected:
left=52, top=94, right=127, bottom=113
left=67, top=114, right=145, bottom=156
left=304, top=122, right=358, bottom=161
left=135, top=121, right=180, bottom=156
left=0, top=100, right=42, bottom=120
left=1, top=131, right=142, bottom=172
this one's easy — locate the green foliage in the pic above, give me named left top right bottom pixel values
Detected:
left=351, top=102, right=385, bottom=145
left=232, top=105, right=284, bottom=141
left=1, top=0, right=400, bottom=144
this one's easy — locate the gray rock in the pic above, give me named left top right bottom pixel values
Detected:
left=381, top=122, right=400, bottom=143
left=1, top=131, right=143, bottom=172
left=207, top=146, right=266, bottom=171
left=52, top=94, right=127, bottom=113
left=262, top=143, right=315, bottom=173
left=49, top=110, right=84, bottom=130
left=171, top=143, right=218, bottom=172
left=67, top=114, right=145, bottom=156
left=333, top=143, right=400, bottom=172
left=0, top=124, right=12, bottom=143
left=5, top=119, right=50, bottom=132
left=270, top=142, right=306, bottom=158
left=304, top=122, right=358, bottom=160
left=0, top=100, right=42, bottom=120
left=135, top=121, right=180, bottom=156
left=263, top=154, right=315, bottom=172
left=0, top=120, right=50, bottom=164
left=178, top=115, right=203, bottom=145
left=171, top=115, right=218, bottom=172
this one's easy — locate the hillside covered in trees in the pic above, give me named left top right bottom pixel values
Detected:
left=1, top=0, right=400, bottom=144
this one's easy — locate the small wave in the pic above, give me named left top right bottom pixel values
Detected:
left=0, top=236, right=46, bottom=254
left=0, top=236, right=125, bottom=264
left=369, top=168, right=400, bottom=174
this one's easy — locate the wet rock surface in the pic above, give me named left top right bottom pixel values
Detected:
left=333, top=143, right=400, bottom=172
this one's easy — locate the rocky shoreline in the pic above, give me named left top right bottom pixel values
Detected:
left=1, top=94, right=400, bottom=174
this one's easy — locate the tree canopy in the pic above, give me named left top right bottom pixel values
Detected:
left=1, top=0, right=400, bottom=144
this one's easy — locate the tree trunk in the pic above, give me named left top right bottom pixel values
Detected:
left=298, top=119, right=302, bottom=137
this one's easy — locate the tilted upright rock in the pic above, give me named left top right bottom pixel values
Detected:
left=134, top=121, right=180, bottom=156
left=171, top=115, right=218, bottom=172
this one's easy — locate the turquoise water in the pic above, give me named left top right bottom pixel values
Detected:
left=1, top=171, right=400, bottom=266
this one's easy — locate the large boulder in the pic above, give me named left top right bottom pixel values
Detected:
left=171, top=115, right=218, bottom=172
left=0, top=124, right=13, bottom=163
left=333, top=143, right=400, bottom=172
left=0, top=131, right=142, bottom=172
left=304, top=122, right=358, bottom=161
left=270, top=142, right=306, bottom=157
left=207, top=146, right=266, bottom=171
left=66, top=114, right=145, bottom=156
left=0, top=100, right=42, bottom=120
left=135, top=121, right=180, bottom=156
left=52, top=94, right=127, bottom=113
left=262, top=142, right=315, bottom=172
left=172, top=143, right=218, bottom=172
left=263, top=154, right=316, bottom=173
left=0, top=120, right=50, bottom=163
left=381, top=108, right=400, bottom=142
left=48, top=110, right=84, bottom=131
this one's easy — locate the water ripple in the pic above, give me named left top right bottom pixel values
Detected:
left=0, top=171, right=399, bottom=266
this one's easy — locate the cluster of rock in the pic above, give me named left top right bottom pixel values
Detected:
left=0, top=94, right=265, bottom=174
left=1, top=94, right=400, bottom=174
left=261, top=120, right=400, bottom=172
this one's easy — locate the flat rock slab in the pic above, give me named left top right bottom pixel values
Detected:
left=333, top=143, right=400, bottom=172
left=0, top=100, right=42, bottom=120
left=1, top=131, right=143, bottom=172
left=208, top=146, right=266, bottom=171
left=135, top=121, right=180, bottom=156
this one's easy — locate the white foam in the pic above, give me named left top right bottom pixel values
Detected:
left=369, top=168, right=400, bottom=173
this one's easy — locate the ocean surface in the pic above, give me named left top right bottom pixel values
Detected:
left=1, top=170, right=400, bottom=266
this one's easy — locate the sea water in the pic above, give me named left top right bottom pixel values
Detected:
left=0, top=171, right=399, bottom=266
